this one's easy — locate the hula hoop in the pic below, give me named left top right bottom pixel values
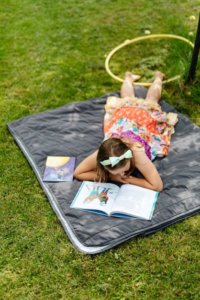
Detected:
left=105, top=34, right=194, bottom=86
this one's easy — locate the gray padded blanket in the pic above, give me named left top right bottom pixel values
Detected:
left=8, top=87, right=200, bottom=254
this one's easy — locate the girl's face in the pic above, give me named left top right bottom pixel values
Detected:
left=107, top=161, right=131, bottom=177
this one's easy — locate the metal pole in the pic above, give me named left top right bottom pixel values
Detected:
left=186, top=13, right=200, bottom=83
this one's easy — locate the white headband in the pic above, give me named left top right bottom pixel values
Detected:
left=100, top=149, right=133, bottom=167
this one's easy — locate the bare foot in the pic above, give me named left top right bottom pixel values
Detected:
left=125, top=72, right=141, bottom=82
left=154, top=71, right=165, bottom=81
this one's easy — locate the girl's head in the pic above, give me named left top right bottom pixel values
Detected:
left=96, top=138, right=133, bottom=182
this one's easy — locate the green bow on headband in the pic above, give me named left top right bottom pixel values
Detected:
left=100, top=149, right=133, bottom=167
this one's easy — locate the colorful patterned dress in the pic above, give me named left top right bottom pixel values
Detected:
left=104, top=96, right=178, bottom=160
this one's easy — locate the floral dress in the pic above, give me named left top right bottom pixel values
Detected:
left=104, top=96, right=178, bottom=160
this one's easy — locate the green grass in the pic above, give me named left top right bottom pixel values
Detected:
left=0, top=0, right=200, bottom=299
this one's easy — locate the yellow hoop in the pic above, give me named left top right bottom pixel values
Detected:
left=105, top=34, right=194, bottom=87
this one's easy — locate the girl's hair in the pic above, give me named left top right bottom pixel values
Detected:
left=96, top=138, right=134, bottom=182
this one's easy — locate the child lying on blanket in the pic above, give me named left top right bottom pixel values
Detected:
left=74, top=71, right=178, bottom=192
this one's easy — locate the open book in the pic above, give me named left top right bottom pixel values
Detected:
left=70, top=181, right=159, bottom=220
left=43, top=156, right=75, bottom=182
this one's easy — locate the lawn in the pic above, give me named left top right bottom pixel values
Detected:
left=0, top=0, right=200, bottom=299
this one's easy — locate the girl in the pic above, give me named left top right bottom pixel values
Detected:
left=74, top=71, right=178, bottom=191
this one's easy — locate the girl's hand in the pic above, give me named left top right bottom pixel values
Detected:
left=120, top=175, right=133, bottom=184
left=109, top=174, right=128, bottom=184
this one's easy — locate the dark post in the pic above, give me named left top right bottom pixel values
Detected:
left=186, top=13, right=200, bottom=83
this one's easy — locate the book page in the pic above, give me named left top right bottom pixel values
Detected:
left=71, top=181, right=119, bottom=215
left=111, top=184, right=158, bottom=220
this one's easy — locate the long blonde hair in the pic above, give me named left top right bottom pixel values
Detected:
left=96, top=138, right=134, bottom=182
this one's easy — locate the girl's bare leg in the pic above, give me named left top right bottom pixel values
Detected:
left=145, top=71, right=165, bottom=102
left=120, top=72, right=140, bottom=98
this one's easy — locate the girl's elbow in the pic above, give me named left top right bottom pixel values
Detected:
left=73, top=169, right=81, bottom=180
left=155, top=180, right=163, bottom=192
left=156, top=186, right=163, bottom=192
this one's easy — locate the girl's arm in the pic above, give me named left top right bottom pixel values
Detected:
left=123, top=145, right=163, bottom=191
left=73, top=150, right=99, bottom=181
